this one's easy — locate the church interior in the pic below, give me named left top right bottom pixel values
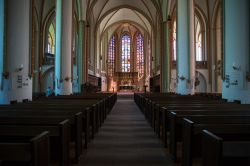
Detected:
left=0, top=0, right=250, bottom=166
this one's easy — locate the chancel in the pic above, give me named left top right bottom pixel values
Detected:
left=0, top=0, right=249, bottom=166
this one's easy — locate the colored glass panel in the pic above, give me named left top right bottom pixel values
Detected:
left=136, top=33, right=144, bottom=77
left=121, top=34, right=131, bottom=72
left=108, top=35, right=115, bottom=76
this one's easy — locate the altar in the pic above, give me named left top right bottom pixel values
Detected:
left=119, top=85, right=136, bottom=91
left=115, top=72, right=138, bottom=92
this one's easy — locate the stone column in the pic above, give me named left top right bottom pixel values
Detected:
left=55, top=0, right=73, bottom=95
left=222, top=0, right=250, bottom=103
left=0, top=0, right=5, bottom=103
left=77, top=20, right=86, bottom=91
left=84, top=24, right=90, bottom=82
left=161, top=20, right=171, bottom=92
left=177, top=0, right=195, bottom=95
left=4, top=0, right=33, bottom=103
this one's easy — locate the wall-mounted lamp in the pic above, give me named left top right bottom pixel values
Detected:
left=178, top=75, right=186, bottom=81
left=17, top=64, right=24, bottom=72
left=232, top=63, right=240, bottom=71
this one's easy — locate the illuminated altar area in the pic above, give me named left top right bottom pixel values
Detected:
left=116, top=72, right=138, bottom=91
left=106, top=23, right=146, bottom=92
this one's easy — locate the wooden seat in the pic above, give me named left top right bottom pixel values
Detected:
left=0, top=131, right=50, bottom=166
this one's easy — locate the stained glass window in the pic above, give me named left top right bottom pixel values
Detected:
left=136, top=33, right=144, bottom=77
left=121, top=34, right=131, bottom=72
left=173, top=20, right=177, bottom=61
left=108, top=35, right=115, bottom=76
left=47, top=23, right=55, bottom=54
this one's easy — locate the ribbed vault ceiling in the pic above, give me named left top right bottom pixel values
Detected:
left=83, top=0, right=164, bottom=34
left=99, top=8, right=151, bottom=35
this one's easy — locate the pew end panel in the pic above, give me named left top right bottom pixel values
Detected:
left=0, top=131, right=50, bottom=166
left=59, top=119, right=71, bottom=166
left=202, top=130, right=224, bottom=166
left=31, top=131, right=50, bottom=166
left=182, top=118, right=195, bottom=166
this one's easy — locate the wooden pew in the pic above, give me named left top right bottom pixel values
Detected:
left=0, top=102, right=93, bottom=148
left=168, top=110, right=250, bottom=153
left=0, top=93, right=116, bottom=165
left=0, top=110, right=83, bottom=163
left=0, top=93, right=116, bottom=163
left=144, top=98, right=228, bottom=128
left=182, top=117, right=250, bottom=166
left=24, top=98, right=103, bottom=132
left=0, top=117, right=70, bottom=166
left=0, top=95, right=114, bottom=145
left=51, top=93, right=117, bottom=113
left=134, top=93, right=250, bottom=166
left=155, top=103, right=237, bottom=132
left=160, top=105, right=250, bottom=147
left=0, top=131, right=50, bottom=166
left=202, top=130, right=250, bottom=166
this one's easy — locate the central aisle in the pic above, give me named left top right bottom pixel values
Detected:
left=79, top=94, right=173, bottom=166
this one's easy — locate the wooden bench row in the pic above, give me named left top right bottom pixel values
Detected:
left=0, top=131, right=50, bottom=166
left=134, top=93, right=250, bottom=166
left=202, top=130, right=250, bottom=166
left=0, top=93, right=117, bottom=166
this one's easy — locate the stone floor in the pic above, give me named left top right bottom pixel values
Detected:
left=76, top=93, right=173, bottom=166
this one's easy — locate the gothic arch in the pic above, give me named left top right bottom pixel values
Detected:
left=41, top=66, right=54, bottom=92
left=195, top=70, right=207, bottom=92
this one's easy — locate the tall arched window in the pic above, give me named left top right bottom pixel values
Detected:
left=172, top=20, right=177, bottom=61
left=196, top=33, right=202, bottom=61
left=136, top=33, right=144, bottom=77
left=121, top=34, right=131, bottom=72
left=195, top=15, right=204, bottom=61
left=47, top=23, right=55, bottom=54
left=108, top=35, right=116, bottom=76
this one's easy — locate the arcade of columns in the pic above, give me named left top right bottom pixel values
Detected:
left=0, top=0, right=249, bottom=103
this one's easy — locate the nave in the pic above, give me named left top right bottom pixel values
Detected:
left=77, top=93, right=173, bottom=166
left=0, top=92, right=250, bottom=166
left=0, top=0, right=250, bottom=165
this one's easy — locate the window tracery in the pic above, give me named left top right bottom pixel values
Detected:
left=108, top=35, right=116, bottom=76
left=121, top=34, right=131, bottom=72
left=136, top=33, right=144, bottom=77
